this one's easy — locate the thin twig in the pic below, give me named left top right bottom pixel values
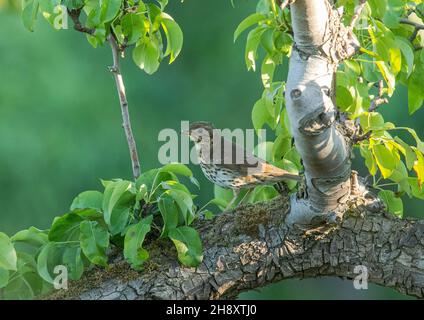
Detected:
left=67, top=9, right=95, bottom=35
left=279, top=0, right=290, bottom=10
left=369, top=80, right=388, bottom=112
left=108, top=34, right=141, bottom=179
left=352, top=80, right=387, bottom=144
left=400, top=18, right=424, bottom=42
left=352, top=130, right=372, bottom=143
left=350, top=0, right=367, bottom=29
left=276, top=0, right=294, bottom=10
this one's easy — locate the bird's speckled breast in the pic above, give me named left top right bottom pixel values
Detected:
left=199, top=163, right=244, bottom=189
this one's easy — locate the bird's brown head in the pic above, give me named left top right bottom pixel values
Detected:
left=187, top=121, right=215, bottom=144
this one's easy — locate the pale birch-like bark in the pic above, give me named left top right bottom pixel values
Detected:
left=285, top=0, right=360, bottom=225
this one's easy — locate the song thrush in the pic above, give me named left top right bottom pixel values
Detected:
left=185, top=122, right=302, bottom=207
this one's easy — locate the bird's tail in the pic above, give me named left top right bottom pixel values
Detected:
left=254, top=162, right=302, bottom=182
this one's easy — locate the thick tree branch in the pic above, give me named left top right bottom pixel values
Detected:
left=108, top=35, right=141, bottom=179
left=46, top=194, right=424, bottom=300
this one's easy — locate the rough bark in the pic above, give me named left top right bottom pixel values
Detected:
left=285, top=0, right=360, bottom=225
left=46, top=194, right=424, bottom=300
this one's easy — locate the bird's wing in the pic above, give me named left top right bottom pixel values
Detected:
left=211, top=137, right=300, bottom=181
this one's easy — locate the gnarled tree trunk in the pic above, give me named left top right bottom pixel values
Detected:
left=46, top=195, right=424, bottom=300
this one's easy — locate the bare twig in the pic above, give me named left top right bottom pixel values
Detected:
left=352, top=130, right=372, bottom=143
left=276, top=0, right=294, bottom=10
left=67, top=9, right=95, bottom=35
left=279, top=0, right=290, bottom=10
left=369, top=80, right=388, bottom=112
left=352, top=80, right=387, bottom=143
left=350, top=0, right=367, bottom=29
left=108, top=34, right=141, bottom=179
left=400, top=18, right=424, bottom=42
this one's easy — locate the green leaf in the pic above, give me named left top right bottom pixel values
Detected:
left=404, top=127, right=424, bottom=154
left=123, top=216, right=152, bottom=270
left=234, top=13, right=266, bottom=42
left=245, top=27, right=267, bottom=71
left=49, top=212, right=83, bottom=242
left=368, top=0, right=387, bottom=18
left=202, top=210, right=214, bottom=220
left=0, top=268, right=9, bottom=288
left=278, top=158, right=300, bottom=190
left=158, top=195, right=179, bottom=237
left=38, top=0, right=61, bottom=26
left=160, top=13, right=183, bottom=63
left=37, top=243, right=84, bottom=283
left=62, top=246, right=85, bottom=280
left=165, top=189, right=195, bottom=225
left=101, top=0, right=122, bottom=23
left=395, top=37, right=414, bottom=77
left=359, top=112, right=385, bottom=132
left=253, top=141, right=274, bottom=163
left=209, top=198, right=228, bottom=208
left=79, top=221, right=109, bottom=267
left=156, top=0, right=168, bottom=10
left=168, top=226, right=203, bottom=267
left=133, top=38, right=161, bottom=74
left=70, top=190, right=103, bottom=211
left=252, top=98, right=273, bottom=133
left=413, top=148, right=424, bottom=187
left=394, top=137, right=417, bottom=170
left=272, top=134, right=291, bottom=162
left=336, top=86, right=354, bottom=111
left=260, top=27, right=275, bottom=55
left=389, top=161, right=411, bottom=196
left=102, top=180, right=135, bottom=235
left=136, top=168, right=160, bottom=191
left=121, top=13, right=146, bottom=45
left=409, top=177, right=424, bottom=200
left=378, top=190, right=403, bottom=217
left=407, top=64, right=424, bottom=114
left=372, top=143, right=397, bottom=178
left=261, top=55, right=276, bottom=88
left=344, top=60, right=361, bottom=75
left=0, top=233, right=17, bottom=271
left=274, top=31, right=293, bottom=54
left=360, top=144, right=377, bottom=176
left=250, top=185, right=278, bottom=203
left=3, top=252, right=45, bottom=299
left=22, top=0, right=39, bottom=32
left=214, top=185, right=233, bottom=208
left=160, top=163, right=193, bottom=178
left=11, top=227, right=48, bottom=248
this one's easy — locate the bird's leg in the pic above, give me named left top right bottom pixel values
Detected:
left=275, top=182, right=288, bottom=195
left=225, top=189, right=241, bottom=210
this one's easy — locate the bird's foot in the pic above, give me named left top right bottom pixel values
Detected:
left=297, top=176, right=308, bottom=199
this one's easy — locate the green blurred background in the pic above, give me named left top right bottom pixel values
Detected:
left=0, top=0, right=421, bottom=299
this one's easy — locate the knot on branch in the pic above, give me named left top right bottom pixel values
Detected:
left=325, top=4, right=361, bottom=63
left=298, top=107, right=335, bottom=135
